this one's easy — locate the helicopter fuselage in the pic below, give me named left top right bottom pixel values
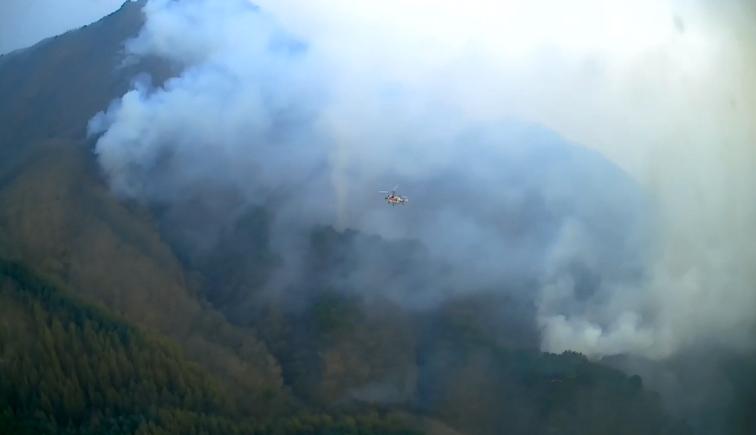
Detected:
left=385, top=194, right=408, bottom=205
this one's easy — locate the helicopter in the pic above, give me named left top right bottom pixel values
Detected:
left=379, top=186, right=409, bottom=206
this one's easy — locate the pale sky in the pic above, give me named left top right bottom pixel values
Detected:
left=0, top=0, right=127, bottom=55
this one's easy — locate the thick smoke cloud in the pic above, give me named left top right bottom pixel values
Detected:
left=90, top=0, right=756, bottom=361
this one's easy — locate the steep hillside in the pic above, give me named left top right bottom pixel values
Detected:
left=0, top=141, right=284, bottom=413
left=0, top=0, right=283, bottom=415
left=0, top=1, right=169, bottom=148
left=0, top=259, right=238, bottom=434
left=0, top=259, right=423, bottom=435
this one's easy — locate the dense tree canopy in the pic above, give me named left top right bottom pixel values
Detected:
left=0, top=260, right=420, bottom=435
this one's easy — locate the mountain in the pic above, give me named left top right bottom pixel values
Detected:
left=0, top=0, right=286, bottom=420
left=0, top=2, right=698, bottom=434
left=0, top=259, right=424, bottom=434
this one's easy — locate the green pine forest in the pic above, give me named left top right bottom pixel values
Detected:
left=0, top=260, right=421, bottom=435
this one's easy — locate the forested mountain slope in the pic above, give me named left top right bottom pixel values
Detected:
left=0, top=0, right=284, bottom=417
left=0, top=260, right=424, bottom=435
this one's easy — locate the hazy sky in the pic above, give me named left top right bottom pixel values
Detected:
left=0, top=0, right=126, bottom=55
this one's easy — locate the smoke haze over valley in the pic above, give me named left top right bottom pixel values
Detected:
left=1, top=1, right=755, bottom=434
left=91, top=0, right=756, bottom=359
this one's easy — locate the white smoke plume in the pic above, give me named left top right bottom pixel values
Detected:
left=90, top=0, right=756, bottom=360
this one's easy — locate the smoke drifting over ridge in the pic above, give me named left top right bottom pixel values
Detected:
left=89, top=0, right=756, bottom=360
